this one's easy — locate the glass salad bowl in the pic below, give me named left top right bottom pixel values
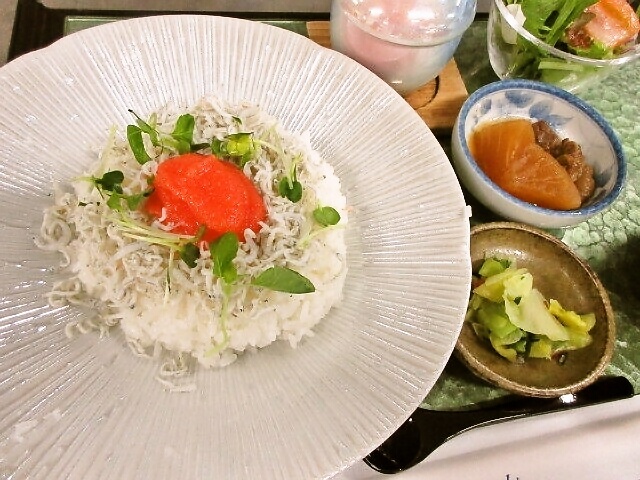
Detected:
left=488, top=0, right=640, bottom=92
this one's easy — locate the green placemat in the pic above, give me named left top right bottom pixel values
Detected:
left=564, top=66, right=640, bottom=391
left=64, top=16, right=311, bottom=37
left=423, top=21, right=640, bottom=409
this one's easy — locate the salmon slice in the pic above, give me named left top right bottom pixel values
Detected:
left=583, top=0, right=640, bottom=49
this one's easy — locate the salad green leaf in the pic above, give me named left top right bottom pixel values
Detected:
left=501, top=0, right=613, bottom=86
left=520, top=0, right=597, bottom=45
left=106, top=190, right=151, bottom=212
left=297, top=205, right=344, bottom=248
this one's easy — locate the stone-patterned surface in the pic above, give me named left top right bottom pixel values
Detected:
left=564, top=65, right=640, bottom=391
left=424, top=21, right=640, bottom=408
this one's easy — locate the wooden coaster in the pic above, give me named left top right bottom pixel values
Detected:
left=307, top=21, right=468, bottom=134
left=307, top=21, right=332, bottom=49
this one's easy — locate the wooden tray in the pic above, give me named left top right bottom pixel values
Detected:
left=307, top=21, right=468, bottom=134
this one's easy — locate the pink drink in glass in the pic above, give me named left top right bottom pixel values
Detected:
left=330, top=0, right=476, bottom=94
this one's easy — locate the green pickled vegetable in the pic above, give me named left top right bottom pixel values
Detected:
left=473, top=267, right=529, bottom=303
left=529, top=336, right=554, bottom=359
left=505, top=288, right=570, bottom=341
left=478, top=257, right=511, bottom=277
left=467, top=257, right=595, bottom=363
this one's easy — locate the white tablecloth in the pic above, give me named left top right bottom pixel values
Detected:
left=338, top=395, right=640, bottom=479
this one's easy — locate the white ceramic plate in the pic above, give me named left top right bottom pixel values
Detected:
left=0, top=16, right=470, bottom=479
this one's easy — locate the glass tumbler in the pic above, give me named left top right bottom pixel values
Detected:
left=330, top=0, right=477, bottom=95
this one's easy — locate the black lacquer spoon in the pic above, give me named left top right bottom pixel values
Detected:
left=365, top=375, right=635, bottom=475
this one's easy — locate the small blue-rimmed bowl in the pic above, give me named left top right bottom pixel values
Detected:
left=451, top=79, right=626, bottom=229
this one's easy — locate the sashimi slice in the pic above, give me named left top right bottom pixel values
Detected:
left=584, top=0, right=640, bottom=49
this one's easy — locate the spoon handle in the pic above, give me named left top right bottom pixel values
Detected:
left=365, top=375, right=634, bottom=474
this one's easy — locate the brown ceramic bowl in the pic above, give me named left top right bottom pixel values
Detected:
left=455, top=221, right=616, bottom=397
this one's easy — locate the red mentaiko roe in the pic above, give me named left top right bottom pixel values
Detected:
left=143, top=153, right=266, bottom=242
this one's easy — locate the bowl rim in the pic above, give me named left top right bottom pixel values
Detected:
left=456, top=79, right=627, bottom=218
left=456, top=221, right=616, bottom=397
left=0, top=13, right=473, bottom=478
left=493, top=0, right=640, bottom=66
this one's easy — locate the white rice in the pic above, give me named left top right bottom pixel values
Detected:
left=36, top=95, right=348, bottom=374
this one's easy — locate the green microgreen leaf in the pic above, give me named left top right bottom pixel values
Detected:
left=129, top=110, right=160, bottom=145
left=106, top=192, right=125, bottom=212
left=211, top=137, right=223, bottom=156
left=226, top=133, right=254, bottom=156
left=107, top=188, right=153, bottom=212
left=313, top=206, right=341, bottom=226
left=127, top=124, right=153, bottom=164
left=172, top=114, right=195, bottom=143
left=128, top=110, right=203, bottom=158
left=297, top=204, right=344, bottom=249
left=124, top=189, right=153, bottom=210
left=112, top=213, right=203, bottom=269
left=94, top=170, right=124, bottom=192
left=178, top=225, right=205, bottom=268
left=211, top=132, right=260, bottom=167
left=91, top=167, right=151, bottom=212
left=179, top=242, right=201, bottom=268
left=278, top=153, right=304, bottom=202
left=251, top=266, right=315, bottom=294
left=278, top=177, right=303, bottom=202
left=211, top=232, right=239, bottom=284
left=191, top=142, right=211, bottom=152
left=171, top=114, right=195, bottom=154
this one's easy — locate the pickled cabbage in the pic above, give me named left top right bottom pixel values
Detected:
left=467, top=257, right=595, bottom=362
